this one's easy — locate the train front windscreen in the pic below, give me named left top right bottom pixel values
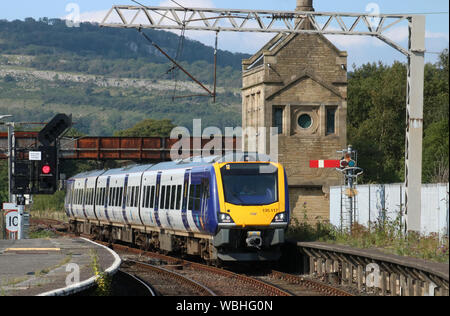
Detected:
left=220, top=163, right=278, bottom=206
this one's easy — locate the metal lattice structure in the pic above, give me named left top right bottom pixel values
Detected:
left=100, top=5, right=426, bottom=232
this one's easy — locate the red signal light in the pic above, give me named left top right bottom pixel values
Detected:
left=42, top=165, right=51, bottom=174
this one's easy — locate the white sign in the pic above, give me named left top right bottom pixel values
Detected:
left=5, top=210, right=19, bottom=233
left=29, top=151, right=42, bottom=161
left=2, top=203, right=17, bottom=210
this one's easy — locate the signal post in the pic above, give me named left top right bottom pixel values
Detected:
left=2, top=114, right=71, bottom=239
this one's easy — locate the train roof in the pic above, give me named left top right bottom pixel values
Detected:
left=69, top=152, right=275, bottom=179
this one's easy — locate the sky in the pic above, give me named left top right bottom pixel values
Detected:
left=1, top=0, right=448, bottom=67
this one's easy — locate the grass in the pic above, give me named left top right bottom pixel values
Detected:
left=286, top=205, right=449, bottom=264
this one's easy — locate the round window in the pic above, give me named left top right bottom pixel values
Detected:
left=298, top=114, right=312, bottom=129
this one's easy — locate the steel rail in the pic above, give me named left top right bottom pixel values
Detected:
left=125, top=260, right=217, bottom=296
left=109, top=243, right=291, bottom=296
left=118, top=269, right=158, bottom=296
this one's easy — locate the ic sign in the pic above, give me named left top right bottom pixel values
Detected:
left=5, top=210, right=19, bottom=233
left=3, top=203, right=19, bottom=233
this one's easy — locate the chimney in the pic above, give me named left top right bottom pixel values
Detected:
left=296, top=0, right=314, bottom=12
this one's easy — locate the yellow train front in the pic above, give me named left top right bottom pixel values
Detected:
left=211, top=160, right=289, bottom=261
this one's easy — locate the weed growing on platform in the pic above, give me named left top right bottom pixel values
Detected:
left=90, top=250, right=111, bottom=296
left=286, top=204, right=449, bottom=264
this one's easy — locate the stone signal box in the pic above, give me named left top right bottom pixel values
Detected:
left=241, top=0, right=348, bottom=222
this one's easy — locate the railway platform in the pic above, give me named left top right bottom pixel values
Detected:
left=0, top=237, right=121, bottom=296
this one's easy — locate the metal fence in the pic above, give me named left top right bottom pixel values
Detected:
left=330, top=183, right=449, bottom=237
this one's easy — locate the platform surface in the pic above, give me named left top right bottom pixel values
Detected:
left=0, top=237, right=118, bottom=296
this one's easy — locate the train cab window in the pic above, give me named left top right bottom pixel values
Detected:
left=176, top=185, right=182, bottom=210
left=221, top=163, right=278, bottom=206
left=150, top=186, right=155, bottom=209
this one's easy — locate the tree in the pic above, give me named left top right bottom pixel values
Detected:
left=423, top=118, right=449, bottom=183
left=114, top=118, right=175, bottom=137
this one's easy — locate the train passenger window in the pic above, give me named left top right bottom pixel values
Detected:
left=111, top=188, right=115, bottom=206
left=150, top=186, right=155, bottom=209
left=160, top=186, right=166, bottom=209
left=188, top=184, right=195, bottom=211
left=119, top=187, right=123, bottom=206
left=170, top=186, right=176, bottom=210
left=130, top=187, right=134, bottom=207
left=142, top=186, right=147, bottom=208
left=176, top=185, right=182, bottom=210
left=101, top=188, right=105, bottom=205
left=145, top=186, right=150, bottom=208
left=194, top=185, right=202, bottom=211
left=165, top=186, right=171, bottom=210
left=109, top=188, right=113, bottom=206
left=134, top=186, right=139, bottom=207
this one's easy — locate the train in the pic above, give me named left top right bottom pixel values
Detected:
left=65, top=153, right=290, bottom=262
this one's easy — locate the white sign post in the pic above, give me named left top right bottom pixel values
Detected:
left=29, top=151, right=42, bottom=161
left=3, top=203, right=19, bottom=239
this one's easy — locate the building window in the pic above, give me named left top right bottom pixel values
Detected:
left=326, top=107, right=337, bottom=135
left=298, top=114, right=312, bottom=129
left=273, top=107, right=283, bottom=134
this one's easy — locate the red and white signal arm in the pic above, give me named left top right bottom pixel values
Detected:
left=309, top=160, right=341, bottom=169
left=3, top=203, right=19, bottom=233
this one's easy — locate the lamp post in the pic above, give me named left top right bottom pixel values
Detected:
left=0, top=115, right=25, bottom=239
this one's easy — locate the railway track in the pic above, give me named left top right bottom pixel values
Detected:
left=31, top=218, right=358, bottom=296
left=110, top=243, right=353, bottom=296
left=121, top=260, right=216, bottom=296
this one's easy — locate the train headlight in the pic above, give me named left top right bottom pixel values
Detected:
left=219, top=213, right=234, bottom=224
left=272, top=212, right=287, bottom=223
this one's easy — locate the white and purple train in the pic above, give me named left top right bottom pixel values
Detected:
left=65, top=153, right=290, bottom=262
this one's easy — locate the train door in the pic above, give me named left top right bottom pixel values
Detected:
left=200, top=173, right=210, bottom=232
left=181, top=169, right=191, bottom=231
left=153, top=172, right=163, bottom=228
